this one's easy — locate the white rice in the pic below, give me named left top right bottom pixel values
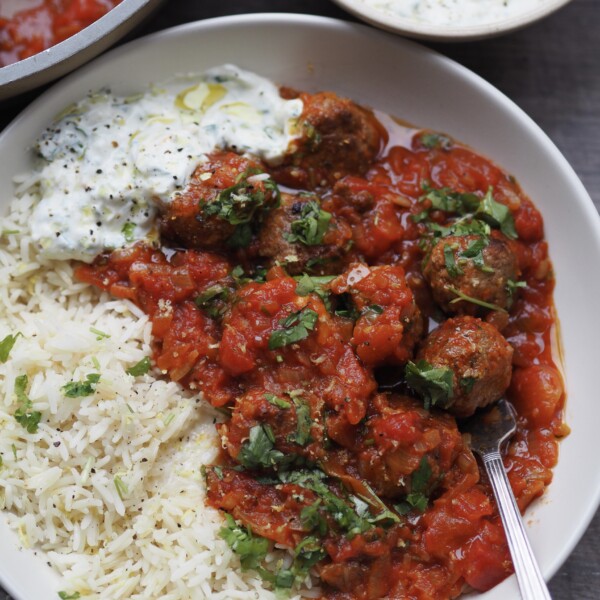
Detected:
left=0, top=186, right=320, bottom=598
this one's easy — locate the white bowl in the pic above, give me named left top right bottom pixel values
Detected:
left=332, top=0, right=573, bottom=41
left=0, top=13, right=599, bottom=600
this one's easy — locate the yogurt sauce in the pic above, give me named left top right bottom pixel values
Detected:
left=30, top=65, right=303, bottom=262
left=360, top=0, right=546, bottom=27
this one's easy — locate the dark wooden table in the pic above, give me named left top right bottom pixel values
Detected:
left=1, top=1, right=598, bottom=598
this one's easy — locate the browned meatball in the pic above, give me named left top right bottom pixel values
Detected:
left=414, top=316, right=513, bottom=418
left=159, top=151, right=279, bottom=250
left=218, top=388, right=323, bottom=466
left=257, top=192, right=352, bottom=274
left=357, top=394, right=471, bottom=499
left=270, top=90, right=384, bottom=189
left=423, top=234, right=519, bottom=316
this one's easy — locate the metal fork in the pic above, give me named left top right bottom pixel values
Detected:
left=460, top=398, right=552, bottom=600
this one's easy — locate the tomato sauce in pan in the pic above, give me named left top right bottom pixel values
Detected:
left=0, top=0, right=122, bottom=67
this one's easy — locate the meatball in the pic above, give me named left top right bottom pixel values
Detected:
left=331, top=264, right=424, bottom=366
left=159, top=151, right=279, bottom=250
left=415, top=316, right=513, bottom=418
left=423, top=234, right=519, bottom=316
left=357, top=394, right=470, bottom=499
left=270, top=90, right=384, bottom=189
left=218, top=388, right=323, bottom=467
left=257, top=192, right=352, bottom=274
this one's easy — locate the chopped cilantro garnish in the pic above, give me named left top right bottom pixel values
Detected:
left=62, top=373, right=101, bottom=398
left=58, top=592, right=81, bottom=600
left=288, top=397, right=312, bottom=446
left=264, top=393, right=291, bottom=409
left=419, top=132, right=452, bottom=150
left=121, top=221, right=136, bottom=243
left=194, top=284, right=230, bottom=319
left=448, top=286, right=506, bottom=313
left=0, top=332, right=22, bottom=363
left=126, top=356, right=151, bottom=377
left=89, top=327, right=110, bottom=340
left=284, top=199, right=332, bottom=246
left=459, top=236, right=493, bottom=272
left=443, top=244, right=463, bottom=277
left=405, top=360, right=454, bottom=411
left=237, top=424, right=292, bottom=471
left=220, top=513, right=269, bottom=571
left=300, top=499, right=328, bottom=535
left=295, top=274, right=335, bottom=298
left=204, top=169, right=280, bottom=226
left=231, top=265, right=267, bottom=285
left=506, top=278, right=527, bottom=298
left=394, top=456, right=433, bottom=514
left=13, top=374, right=42, bottom=433
left=268, top=307, right=318, bottom=350
left=475, top=188, right=518, bottom=239
left=421, top=184, right=480, bottom=215
left=418, top=184, right=517, bottom=242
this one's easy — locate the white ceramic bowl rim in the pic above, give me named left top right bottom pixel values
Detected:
left=333, top=0, right=572, bottom=39
left=0, top=12, right=599, bottom=600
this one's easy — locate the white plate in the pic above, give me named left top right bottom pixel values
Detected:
left=331, top=0, right=573, bottom=41
left=1, top=13, right=599, bottom=600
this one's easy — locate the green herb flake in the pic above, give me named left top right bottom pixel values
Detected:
left=121, top=222, right=136, bottom=243
left=13, top=374, right=42, bottom=434
left=0, top=332, right=22, bottom=363
left=284, top=200, right=332, bottom=246
left=448, top=286, right=506, bottom=313
left=475, top=188, right=518, bottom=240
left=113, top=475, right=128, bottom=500
left=394, top=456, right=432, bottom=514
left=443, top=244, right=463, bottom=277
left=459, top=236, right=492, bottom=272
left=300, top=500, right=328, bottom=535
left=268, top=307, right=318, bottom=350
left=194, top=284, right=230, bottom=319
left=419, top=132, right=452, bottom=150
left=264, top=393, right=291, bottom=409
left=289, top=398, right=312, bottom=446
left=58, top=592, right=81, bottom=600
left=237, top=424, right=292, bottom=471
left=126, top=356, right=151, bottom=377
left=420, top=185, right=480, bottom=215
left=506, top=279, right=527, bottom=298
left=204, top=169, right=280, bottom=226
left=295, top=274, right=335, bottom=310
left=11, top=444, right=17, bottom=460
left=405, top=360, right=454, bottom=411
left=220, top=513, right=269, bottom=571
left=89, top=327, right=110, bottom=340
left=62, top=373, right=101, bottom=398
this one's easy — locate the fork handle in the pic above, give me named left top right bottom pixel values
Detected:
left=482, top=451, right=552, bottom=600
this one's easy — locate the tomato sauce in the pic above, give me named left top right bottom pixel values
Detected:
left=76, top=97, right=566, bottom=600
left=0, top=0, right=122, bottom=67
